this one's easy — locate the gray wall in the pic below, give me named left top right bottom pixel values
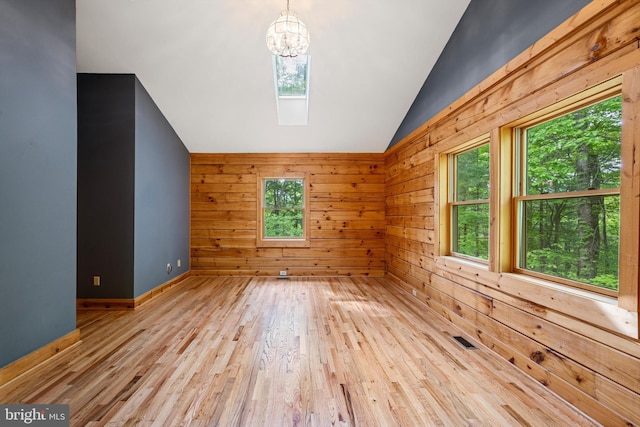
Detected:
left=388, top=0, right=591, bottom=148
left=0, top=0, right=77, bottom=368
left=134, top=78, right=190, bottom=297
left=77, top=74, right=136, bottom=299
left=77, top=74, right=190, bottom=300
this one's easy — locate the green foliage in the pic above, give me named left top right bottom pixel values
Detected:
left=522, top=196, right=619, bottom=290
left=526, top=97, right=621, bottom=194
left=275, top=56, right=308, bottom=96
left=456, top=144, right=490, bottom=201
left=453, top=144, right=490, bottom=259
left=264, top=179, right=304, bottom=238
left=453, top=203, right=489, bottom=260
left=522, top=96, right=622, bottom=291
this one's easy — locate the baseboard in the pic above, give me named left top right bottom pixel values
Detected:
left=133, top=271, right=190, bottom=307
left=76, top=298, right=135, bottom=310
left=77, top=271, right=191, bottom=311
left=0, top=328, right=80, bottom=387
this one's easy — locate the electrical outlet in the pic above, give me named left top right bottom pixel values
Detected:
left=279, top=270, right=287, bottom=276
left=412, top=289, right=417, bottom=297
left=177, top=259, right=181, bottom=268
left=93, top=276, right=101, bottom=287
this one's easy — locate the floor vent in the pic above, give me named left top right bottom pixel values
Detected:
left=276, top=277, right=290, bottom=280
left=452, top=335, right=477, bottom=350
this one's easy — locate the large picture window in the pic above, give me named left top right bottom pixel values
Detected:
left=515, top=95, right=622, bottom=296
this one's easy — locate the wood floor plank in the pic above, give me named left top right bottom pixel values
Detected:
left=0, top=276, right=597, bottom=426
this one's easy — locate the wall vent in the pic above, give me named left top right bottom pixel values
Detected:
left=452, top=335, right=477, bottom=350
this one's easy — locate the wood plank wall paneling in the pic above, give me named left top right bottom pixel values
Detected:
left=384, top=1, right=640, bottom=426
left=190, top=154, right=385, bottom=277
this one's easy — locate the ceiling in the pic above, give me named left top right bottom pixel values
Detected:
left=76, top=0, right=470, bottom=153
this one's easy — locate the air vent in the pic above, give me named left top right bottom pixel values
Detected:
left=452, top=335, right=477, bottom=350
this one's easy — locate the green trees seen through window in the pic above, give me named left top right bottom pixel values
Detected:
left=263, top=179, right=305, bottom=239
left=452, top=144, right=490, bottom=260
left=520, top=96, right=622, bottom=291
left=275, top=56, right=308, bottom=97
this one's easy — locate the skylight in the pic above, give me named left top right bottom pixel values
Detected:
left=272, top=55, right=310, bottom=125
left=275, top=55, right=309, bottom=97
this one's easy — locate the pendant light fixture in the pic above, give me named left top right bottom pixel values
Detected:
left=266, top=0, right=310, bottom=57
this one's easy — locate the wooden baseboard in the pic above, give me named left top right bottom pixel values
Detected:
left=77, top=271, right=191, bottom=311
left=0, top=329, right=80, bottom=387
left=76, top=298, right=135, bottom=310
left=133, top=271, right=190, bottom=307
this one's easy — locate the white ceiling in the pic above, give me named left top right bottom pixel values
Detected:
left=76, top=0, right=470, bottom=153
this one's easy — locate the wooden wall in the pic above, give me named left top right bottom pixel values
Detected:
left=191, top=154, right=385, bottom=277
left=384, top=1, right=640, bottom=426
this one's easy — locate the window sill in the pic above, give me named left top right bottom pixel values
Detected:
left=437, top=255, right=489, bottom=273
left=503, top=272, right=616, bottom=305
left=256, top=239, right=310, bottom=248
left=436, top=255, right=637, bottom=339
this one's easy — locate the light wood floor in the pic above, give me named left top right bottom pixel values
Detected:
left=0, top=276, right=597, bottom=426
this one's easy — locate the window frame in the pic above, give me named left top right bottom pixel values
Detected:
left=256, top=173, right=310, bottom=248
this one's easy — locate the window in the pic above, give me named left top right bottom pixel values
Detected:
left=438, top=135, right=491, bottom=263
left=257, top=175, right=309, bottom=247
left=515, top=95, right=622, bottom=295
left=435, top=75, right=638, bottom=335
left=449, top=141, right=490, bottom=261
left=272, top=55, right=311, bottom=125
left=275, top=55, right=309, bottom=97
left=263, top=178, right=304, bottom=238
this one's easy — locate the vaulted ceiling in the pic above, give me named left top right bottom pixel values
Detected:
left=76, top=0, right=470, bottom=153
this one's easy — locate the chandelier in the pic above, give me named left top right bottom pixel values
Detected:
left=266, top=0, right=310, bottom=57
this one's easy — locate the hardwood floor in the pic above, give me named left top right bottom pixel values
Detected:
left=0, top=277, right=597, bottom=426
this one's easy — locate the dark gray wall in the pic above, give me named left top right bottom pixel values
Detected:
left=0, top=0, right=77, bottom=368
left=77, top=74, right=190, bottom=300
left=134, top=78, right=190, bottom=297
left=388, top=0, right=591, bottom=149
left=77, top=74, right=136, bottom=299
